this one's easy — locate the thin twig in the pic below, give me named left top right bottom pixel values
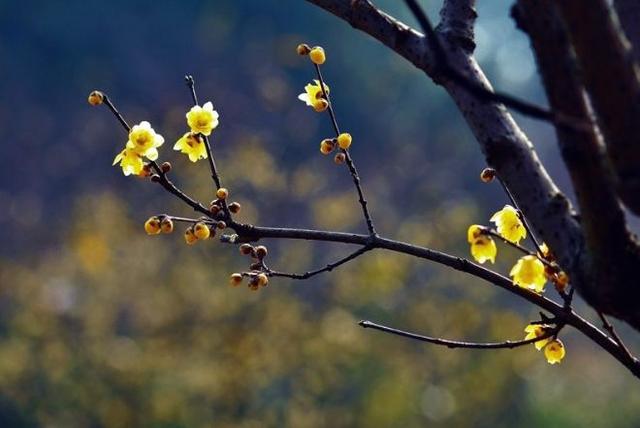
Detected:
left=313, top=63, right=377, bottom=236
left=264, top=244, right=372, bottom=279
left=102, top=94, right=131, bottom=132
left=401, top=0, right=588, bottom=130
left=359, top=320, right=561, bottom=349
left=598, top=311, right=638, bottom=364
left=184, top=75, right=225, bottom=191
left=483, top=228, right=555, bottom=269
left=494, top=176, right=545, bottom=256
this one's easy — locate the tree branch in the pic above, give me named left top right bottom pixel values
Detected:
left=359, top=319, right=560, bottom=350
left=556, top=0, right=640, bottom=215
left=613, top=0, right=640, bottom=64
left=514, top=0, right=640, bottom=330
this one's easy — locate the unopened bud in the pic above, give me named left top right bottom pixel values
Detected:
left=150, top=174, right=161, bottom=182
left=480, top=168, right=496, bottom=183
left=334, top=153, right=346, bottom=164
left=256, top=273, right=269, bottom=287
left=161, top=162, right=172, bottom=173
left=216, top=188, right=229, bottom=200
left=297, top=43, right=311, bottom=56
left=217, top=221, right=227, bottom=230
left=228, top=202, right=241, bottom=214
left=87, top=90, right=104, bottom=106
left=309, top=46, right=326, bottom=65
left=230, top=273, right=243, bottom=286
left=239, top=244, right=253, bottom=255
left=313, top=99, right=329, bottom=112
left=255, top=246, right=268, bottom=259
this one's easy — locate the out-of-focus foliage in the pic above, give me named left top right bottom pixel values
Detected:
left=1, top=0, right=640, bottom=426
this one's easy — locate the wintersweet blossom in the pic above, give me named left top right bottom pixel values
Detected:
left=490, top=205, right=526, bottom=244
left=298, top=80, right=330, bottom=110
left=524, top=324, right=551, bottom=351
left=510, top=255, right=546, bottom=292
left=467, top=225, right=497, bottom=264
left=112, top=148, right=144, bottom=176
left=174, top=132, right=208, bottom=162
left=126, top=121, right=164, bottom=160
left=186, top=102, right=219, bottom=136
left=544, top=339, right=566, bottom=364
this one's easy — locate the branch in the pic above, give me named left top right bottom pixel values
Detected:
left=613, top=0, right=640, bottom=64
left=514, top=0, right=640, bottom=331
left=556, top=0, right=640, bottom=215
left=305, top=0, right=583, bottom=287
left=312, top=63, right=376, bottom=236
left=359, top=320, right=560, bottom=349
left=101, top=93, right=213, bottom=218
left=598, top=311, right=638, bottom=365
left=264, top=245, right=372, bottom=280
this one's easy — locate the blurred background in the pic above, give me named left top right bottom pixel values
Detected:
left=1, top=0, right=639, bottom=426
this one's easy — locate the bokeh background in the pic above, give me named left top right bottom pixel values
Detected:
left=1, top=0, right=639, bottom=426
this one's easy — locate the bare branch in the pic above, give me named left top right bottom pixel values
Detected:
left=613, top=0, right=640, bottom=63
left=359, top=320, right=560, bottom=350
left=312, top=63, right=376, bottom=236
left=598, top=311, right=638, bottom=365
left=514, top=0, right=640, bottom=331
left=556, top=0, right=640, bottom=215
left=264, top=245, right=372, bottom=280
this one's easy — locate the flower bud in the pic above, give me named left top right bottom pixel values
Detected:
left=337, top=133, right=352, bottom=150
left=239, top=244, right=253, bottom=255
left=144, top=216, right=162, bottom=235
left=255, top=246, right=268, bottom=259
left=334, top=153, right=346, bottom=164
left=480, top=168, right=496, bottom=183
left=161, top=162, right=172, bottom=173
left=309, top=46, right=326, bottom=65
left=249, top=262, right=262, bottom=270
left=297, top=43, right=311, bottom=55
left=230, top=273, right=243, bottom=286
left=217, top=221, right=227, bottom=230
left=87, top=90, right=104, bottom=106
left=216, top=188, right=229, bottom=200
left=320, top=139, right=335, bottom=155
left=256, top=273, right=269, bottom=287
left=160, top=217, right=174, bottom=234
left=184, top=227, right=198, bottom=245
left=209, top=203, right=221, bottom=215
left=140, top=163, right=153, bottom=178
left=313, top=99, right=329, bottom=112
left=228, top=202, right=242, bottom=214
left=194, top=222, right=211, bottom=240
left=150, top=174, right=161, bottom=182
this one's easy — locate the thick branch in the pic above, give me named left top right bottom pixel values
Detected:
left=556, top=0, right=640, bottom=215
left=613, top=0, right=640, bottom=64
left=513, top=0, right=640, bottom=331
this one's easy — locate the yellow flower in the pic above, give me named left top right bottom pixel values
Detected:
left=112, top=148, right=144, bottom=176
left=173, top=132, right=208, bottom=162
left=524, top=324, right=551, bottom=351
left=186, top=101, right=219, bottom=136
left=490, top=205, right=526, bottom=244
left=298, top=80, right=330, bottom=110
left=510, top=255, right=546, bottom=292
left=544, top=339, right=566, bottom=364
left=126, top=121, right=164, bottom=160
left=467, top=225, right=497, bottom=264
